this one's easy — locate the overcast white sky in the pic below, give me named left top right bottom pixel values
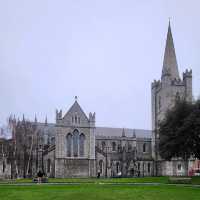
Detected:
left=0, top=0, right=200, bottom=129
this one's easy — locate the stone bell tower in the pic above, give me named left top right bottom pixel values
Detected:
left=151, top=21, right=192, bottom=175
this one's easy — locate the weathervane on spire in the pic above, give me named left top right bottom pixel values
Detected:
left=75, top=96, right=78, bottom=101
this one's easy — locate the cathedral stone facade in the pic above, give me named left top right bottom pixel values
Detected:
left=0, top=22, right=196, bottom=179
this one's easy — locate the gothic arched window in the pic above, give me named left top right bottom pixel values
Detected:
left=148, top=163, right=151, bottom=173
left=51, top=137, right=55, bottom=145
left=3, top=161, right=6, bottom=173
left=143, top=143, right=146, bottom=153
left=47, top=159, right=51, bottom=173
left=177, top=164, right=182, bottom=171
left=128, top=143, right=132, bottom=151
left=116, top=162, right=120, bottom=174
left=66, top=133, right=72, bottom=157
left=102, top=141, right=106, bottom=151
left=73, top=129, right=79, bottom=157
left=79, top=133, right=85, bottom=157
left=138, top=162, right=140, bottom=171
left=75, top=116, right=77, bottom=124
left=112, top=142, right=116, bottom=151
left=158, top=96, right=161, bottom=110
left=99, top=160, right=103, bottom=173
left=176, top=92, right=181, bottom=101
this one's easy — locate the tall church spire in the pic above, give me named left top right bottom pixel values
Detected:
left=162, top=21, right=180, bottom=80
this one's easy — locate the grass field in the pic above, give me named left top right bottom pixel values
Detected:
left=0, top=184, right=200, bottom=200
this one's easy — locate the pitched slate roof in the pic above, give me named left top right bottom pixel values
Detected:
left=95, top=127, right=152, bottom=139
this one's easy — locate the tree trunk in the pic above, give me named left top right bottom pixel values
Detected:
left=26, top=135, right=34, bottom=176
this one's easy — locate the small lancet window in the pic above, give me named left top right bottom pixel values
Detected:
left=66, top=133, right=72, bottom=157
left=47, top=159, right=51, bottom=173
left=3, top=161, right=6, bottom=173
left=175, top=92, right=181, bottom=101
left=112, top=142, right=116, bottom=151
left=79, top=133, right=85, bottom=157
left=158, top=96, right=161, bottom=110
left=148, top=163, right=151, bottom=173
left=177, top=164, right=182, bottom=171
left=102, top=141, right=106, bottom=151
left=99, top=160, right=103, bottom=173
left=73, top=129, right=79, bottom=157
left=143, top=143, right=146, bottom=153
left=75, top=116, right=77, bottom=124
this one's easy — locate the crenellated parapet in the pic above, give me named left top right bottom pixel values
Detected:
left=89, top=112, right=96, bottom=127
left=151, top=80, right=161, bottom=89
left=183, top=69, right=192, bottom=79
left=171, top=77, right=183, bottom=86
left=183, top=69, right=193, bottom=102
left=56, top=109, right=62, bottom=123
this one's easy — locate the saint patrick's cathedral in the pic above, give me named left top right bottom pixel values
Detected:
left=0, top=22, right=195, bottom=178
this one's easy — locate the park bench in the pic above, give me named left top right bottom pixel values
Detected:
left=32, top=177, right=48, bottom=183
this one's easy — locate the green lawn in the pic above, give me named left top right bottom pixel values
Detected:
left=0, top=184, right=199, bottom=200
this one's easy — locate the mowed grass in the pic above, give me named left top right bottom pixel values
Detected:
left=0, top=184, right=200, bottom=200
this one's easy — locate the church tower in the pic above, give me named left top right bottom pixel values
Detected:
left=151, top=21, right=192, bottom=175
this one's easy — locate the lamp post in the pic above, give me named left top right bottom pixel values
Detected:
left=105, top=146, right=110, bottom=178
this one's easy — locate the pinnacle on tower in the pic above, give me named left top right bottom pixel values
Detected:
left=162, top=20, right=180, bottom=80
left=132, top=129, right=136, bottom=138
left=34, top=114, right=37, bottom=123
left=22, top=114, right=25, bottom=122
left=122, top=128, right=126, bottom=137
left=45, top=116, right=48, bottom=125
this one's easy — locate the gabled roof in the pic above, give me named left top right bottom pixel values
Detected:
left=63, top=100, right=89, bottom=121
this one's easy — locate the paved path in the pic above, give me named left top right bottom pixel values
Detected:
left=0, top=182, right=200, bottom=188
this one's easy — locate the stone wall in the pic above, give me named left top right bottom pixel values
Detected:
left=55, top=158, right=95, bottom=178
